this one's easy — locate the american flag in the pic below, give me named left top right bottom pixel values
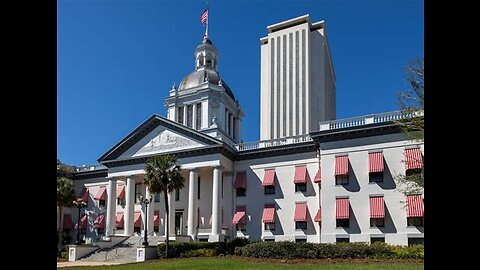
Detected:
left=201, top=9, right=208, bottom=25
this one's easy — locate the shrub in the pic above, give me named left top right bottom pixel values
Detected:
left=157, top=237, right=250, bottom=258
left=235, top=241, right=423, bottom=260
left=183, top=248, right=217, bottom=257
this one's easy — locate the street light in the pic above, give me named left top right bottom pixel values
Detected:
left=73, top=199, right=87, bottom=245
left=140, top=195, right=153, bottom=246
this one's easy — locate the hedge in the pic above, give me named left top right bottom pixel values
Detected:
left=157, top=237, right=250, bottom=258
left=234, top=242, right=423, bottom=260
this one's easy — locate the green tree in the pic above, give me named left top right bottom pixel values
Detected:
left=143, top=155, right=185, bottom=258
left=57, top=176, right=75, bottom=254
left=395, top=57, right=424, bottom=194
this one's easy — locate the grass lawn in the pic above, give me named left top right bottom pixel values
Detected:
left=62, top=257, right=423, bottom=270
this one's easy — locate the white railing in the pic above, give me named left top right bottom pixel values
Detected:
left=75, top=164, right=107, bottom=172
left=234, top=134, right=313, bottom=151
left=319, top=110, right=423, bottom=131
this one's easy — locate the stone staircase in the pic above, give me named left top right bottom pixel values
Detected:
left=80, top=235, right=161, bottom=263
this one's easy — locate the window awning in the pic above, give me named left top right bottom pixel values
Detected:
left=94, top=186, right=107, bottom=200
left=94, top=214, right=105, bottom=229
left=336, top=198, right=349, bottom=219
left=76, top=214, right=87, bottom=229
left=262, top=205, right=276, bottom=223
left=234, top=171, right=247, bottom=189
left=294, top=203, right=308, bottom=222
left=370, top=196, right=385, bottom=218
left=63, top=214, right=73, bottom=229
left=313, top=167, right=321, bottom=183
left=116, top=213, right=124, bottom=228
left=335, top=156, right=349, bottom=176
left=134, top=212, right=142, bottom=227
left=369, top=152, right=384, bottom=173
left=406, top=195, right=424, bottom=217
left=262, top=169, right=276, bottom=186
left=405, top=148, right=423, bottom=170
left=293, top=165, right=307, bottom=184
left=314, top=208, right=321, bottom=222
left=154, top=210, right=159, bottom=226
left=232, top=206, right=246, bottom=224
left=78, top=187, right=89, bottom=203
left=116, top=185, right=125, bottom=200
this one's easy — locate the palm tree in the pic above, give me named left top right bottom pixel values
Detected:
left=144, top=155, right=185, bottom=258
left=57, top=176, right=75, bottom=254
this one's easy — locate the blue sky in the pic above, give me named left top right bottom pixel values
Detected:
left=57, top=0, right=424, bottom=166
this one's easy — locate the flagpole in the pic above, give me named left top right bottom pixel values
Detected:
left=205, top=1, right=209, bottom=38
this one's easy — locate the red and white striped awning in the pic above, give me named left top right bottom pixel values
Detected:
left=234, top=171, right=247, bottom=189
left=116, top=185, right=125, bottom=200
left=232, top=206, right=246, bottom=224
left=63, top=214, right=73, bottom=229
left=78, top=187, right=89, bottom=203
left=94, top=186, right=107, bottom=200
left=405, top=148, right=423, bottom=170
left=154, top=210, right=159, bottom=226
left=369, top=152, right=384, bottom=173
left=370, top=196, right=385, bottom=218
left=406, top=195, right=424, bottom=217
left=262, top=169, right=276, bottom=186
left=116, top=213, right=124, bottom=228
left=314, top=208, right=321, bottom=222
left=76, top=214, right=88, bottom=229
left=94, top=214, right=105, bottom=229
left=294, top=203, right=308, bottom=222
left=313, top=167, right=321, bottom=183
left=293, top=165, right=308, bottom=184
left=335, top=156, right=349, bottom=176
left=336, top=198, right=349, bottom=219
left=133, top=212, right=142, bottom=227
left=262, top=205, right=276, bottom=223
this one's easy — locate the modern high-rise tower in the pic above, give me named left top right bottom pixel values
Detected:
left=259, top=14, right=336, bottom=140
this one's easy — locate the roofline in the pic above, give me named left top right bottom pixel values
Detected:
left=267, top=14, right=310, bottom=33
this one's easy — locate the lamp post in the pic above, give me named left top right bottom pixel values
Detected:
left=140, top=195, right=153, bottom=246
left=73, top=199, right=87, bottom=245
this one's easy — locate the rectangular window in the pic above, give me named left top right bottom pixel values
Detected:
left=178, top=106, right=184, bottom=124
left=369, top=172, right=384, bottom=183
left=197, top=176, right=201, bottom=200
left=264, top=185, right=275, bottom=195
left=154, top=226, right=159, bottom=233
left=335, top=175, right=349, bottom=185
left=408, top=238, right=424, bottom=246
left=295, top=221, right=307, bottom=230
left=175, top=188, right=180, bottom=201
left=264, top=238, right=275, bottom=242
left=186, top=105, right=193, bottom=128
left=336, top=238, right=350, bottom=243
left=370, top=218, right=385, bottom=227
left=134, top=227, right=141, bottom=233
left=80, top=228, right=87, bottom=235
left=227, top=113, right=232, bottom=135
left=236, top=188, right=246, bottom=197
left=196, top=103, right=202, bottom=130
left=295, top=183, right=307, bottom=192
left=264, top=222, right=275, bottom=231
left=116, top=198, right=125, bottom=205
left=154, top=193, right=160, bottom=202
left=407, top=217, right=424, bottom=227
left=232, top=117, right=236, bottom=139
left=97, top=228, right=105, bottom=235
left=99, top=200, right=106, bottom=207
left=135, top=183, right=142, bottom=203
left=236, top=223, right=246, bottom=232
left=336, top=219, right=350, bottom=228
left=371, top=237, right=385, bottom=243
left=295, top=238, right=307, bottom=243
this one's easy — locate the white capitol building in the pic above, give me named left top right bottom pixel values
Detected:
left=58, top=14, right=424, bottom=246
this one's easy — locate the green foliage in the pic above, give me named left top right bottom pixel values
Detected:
left=57, top=177, right=75, bottom=208
left=157, top=238, right=250, bottom=259
left=235, top=241, right=423, bottom=260
left=144, top=155, right=185, bottom=194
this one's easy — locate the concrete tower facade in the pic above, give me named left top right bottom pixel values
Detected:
left=260, top=14, right=336, bottom=140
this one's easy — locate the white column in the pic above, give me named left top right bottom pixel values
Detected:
left=211, top=166, right=222, bottom=237
left=229, top=114, right=234, bottom=137
left=187, top=169, right=198, bottom=239
left=183, top=106, right=187, bottom=126
left=105, top=178, right=117, bottom=237
left=164, top=192, right=175, bottom=238
left=124, top=176, right=135, bottom=236
left=145, top=187, right=154, bottom=236
left=192, top=103, right=197, bottom=130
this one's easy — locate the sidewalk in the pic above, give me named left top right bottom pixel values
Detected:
left=57, top=261, right=127, bottom=268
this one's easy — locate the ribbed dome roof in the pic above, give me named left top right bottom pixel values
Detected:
left=178, top=68, right=235, bottom=100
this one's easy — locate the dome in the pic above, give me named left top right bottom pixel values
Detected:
left=178, top=68, right=235, bottom=100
